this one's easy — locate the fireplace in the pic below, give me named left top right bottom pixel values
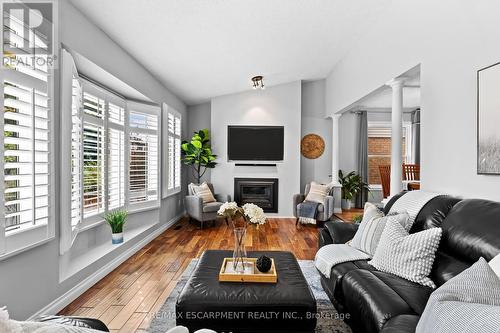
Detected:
left=234, top=178, right=279, bottom=213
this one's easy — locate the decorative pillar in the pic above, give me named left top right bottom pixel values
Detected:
left=386, top=78, right=406, bottom=197
left=330, top=114, right=342, bottom=213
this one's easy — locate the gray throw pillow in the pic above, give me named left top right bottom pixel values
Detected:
left=417, top=258, right=500, bottom=333
left=369, top=218, right=441, bottom=288
left=351, top=202, right=410, bottom=256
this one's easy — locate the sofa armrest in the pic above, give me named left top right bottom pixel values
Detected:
left=323, top=221, right=359, bottom=244
left=214, top=193, right=230, bottom=203
left=292, top=194, right=305, bottom=217
left=185, top=195, right=203, bottom=220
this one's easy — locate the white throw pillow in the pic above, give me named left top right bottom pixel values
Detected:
left=369, top=218, right=442, bottom=288
left=190, top=182, right=216, bottom=203
left=489, top=253, right=500, bottom=279
left=417, top=258, right=500, bottom=333
left=351, top=202, right=410, bottom=256
left=304, top=182, right=328, bottom=204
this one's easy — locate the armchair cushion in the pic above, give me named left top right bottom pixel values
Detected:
left=304, top=182, right=329, bottom=204
left=189, top=182, right=216, bottom=203
left=202, top=202, right=223, bottom=213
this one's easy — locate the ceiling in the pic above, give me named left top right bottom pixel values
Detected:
left=69, top=0, right=391, bottom=105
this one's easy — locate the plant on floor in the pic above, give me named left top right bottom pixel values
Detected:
left=105, top=210, right=128, bottom=244
left=338, top=170, right=369, bottom=210
left=181, top=129, right=217, bottom=184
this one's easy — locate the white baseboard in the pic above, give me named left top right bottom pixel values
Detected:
left=28, top=212, right=185, bottom=320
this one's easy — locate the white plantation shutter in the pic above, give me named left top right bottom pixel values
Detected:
left=1, top=10, right=54, bottom=255
left=166, top=108, right=181, bottom=194
left=82, top=92, right=105, bottom=218
left=60, top=50, right=82, bottom=254
left=128, top=103, right=159, bottom=207
left=108, top=103, right=125, bottom=210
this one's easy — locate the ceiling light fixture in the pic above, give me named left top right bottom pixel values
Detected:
left=251, top=75, right=265, bottom=90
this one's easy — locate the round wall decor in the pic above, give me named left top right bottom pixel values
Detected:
left=301, top=134, right=325, bottom=159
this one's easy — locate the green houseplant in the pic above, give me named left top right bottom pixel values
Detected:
left=338, top=170, right=369, bottom=210
left=181, top=129, right=217, bottom=184
left=105, top=210, right=128, bottom=244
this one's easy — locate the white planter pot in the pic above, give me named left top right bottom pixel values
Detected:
left=341, top=199, right=352, bottom=210
left=112, top=232, right=124, bottom=244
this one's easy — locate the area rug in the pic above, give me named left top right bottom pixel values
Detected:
left=148, top=259, right=352, bottom=333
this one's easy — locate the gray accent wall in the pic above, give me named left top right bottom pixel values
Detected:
left=0, top=0, right=187, bottom=320
left=186, top=102, right=212, bottom=184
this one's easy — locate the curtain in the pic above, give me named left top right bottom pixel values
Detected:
left=356, top=111, right=368, bottom=208
left=411, top=109, right=421, bottom=164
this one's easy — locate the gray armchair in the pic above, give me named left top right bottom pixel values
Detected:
left=185, top=183, right=230, bottom=229
left=293, top=183, right=334, bottom=225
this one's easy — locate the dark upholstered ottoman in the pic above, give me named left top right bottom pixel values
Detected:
left=176, top=250, right=317, bottom=333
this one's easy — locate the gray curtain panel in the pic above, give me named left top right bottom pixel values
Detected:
left=411, top=109, right=420, bottom=164
left=356, top=111, right=368, bottom=208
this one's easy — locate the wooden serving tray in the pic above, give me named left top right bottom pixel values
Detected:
left=219, top=257, right=277, bottom=283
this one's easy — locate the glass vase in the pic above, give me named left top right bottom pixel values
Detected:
left=233, top=227, right=247, bottom=274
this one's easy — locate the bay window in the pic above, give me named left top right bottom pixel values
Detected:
left=60, top=50, right=161, bottom=254
left=166, top=108, right=181, bottom=195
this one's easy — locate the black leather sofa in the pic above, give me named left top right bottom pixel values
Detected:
left=318, top=192, right=500, bottom=333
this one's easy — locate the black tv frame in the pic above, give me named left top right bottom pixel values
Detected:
left=227, top=125, right=284, bottom=162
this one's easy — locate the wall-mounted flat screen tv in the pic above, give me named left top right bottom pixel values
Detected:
left=228, top=126, right=284, bottom=161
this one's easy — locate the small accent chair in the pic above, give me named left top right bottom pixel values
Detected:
left=292, top=183, right=334, bottom=226
left=185, top=183, right=230, bottom=229
left=379, top=165, right=391, bottom=198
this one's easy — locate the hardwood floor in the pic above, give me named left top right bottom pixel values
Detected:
left=58, top=217, right=319, bottom=332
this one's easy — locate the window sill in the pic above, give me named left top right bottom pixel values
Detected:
left=0, top=232, right=55, bottom=262
left=164, top=188, right=181, bottom=198
left=80, top=204, right=160, bottom=233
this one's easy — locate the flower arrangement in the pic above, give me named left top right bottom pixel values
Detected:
left=217, top=202, right=267, bottom=227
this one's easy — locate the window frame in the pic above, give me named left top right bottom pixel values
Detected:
left=367, top=121, right=413, bottom=188
left=164, top=106, right=182, bottom=197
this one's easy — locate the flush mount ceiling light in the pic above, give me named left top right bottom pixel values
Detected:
left=251, top=75, right=265, bottom=90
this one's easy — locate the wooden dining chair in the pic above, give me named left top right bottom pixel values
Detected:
left=403, top=164, right=420, bottom=181
left=378, top=165, right=391, bottom=199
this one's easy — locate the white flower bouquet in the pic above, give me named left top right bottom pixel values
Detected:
left=217, top=201, right=267, bottom=227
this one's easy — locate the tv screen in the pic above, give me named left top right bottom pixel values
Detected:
left=228, top=126, right=284, bottom=161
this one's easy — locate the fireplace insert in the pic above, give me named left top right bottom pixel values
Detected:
left=234, top=178, right=278, bottom=213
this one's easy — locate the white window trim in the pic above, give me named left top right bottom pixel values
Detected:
left=0, top=9, right=57, bottom=260
left=164, top=105, right=182, bottom=197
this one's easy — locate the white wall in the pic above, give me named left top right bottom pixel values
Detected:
left=326, top=0, right=500, bottom=200
left=0, top=0, right=187, bottom=320
left=186, top=102, right=212, bottom=184
left=301, top=80, right=332, bottom=190
left=210, top=81, right=302, bottom=216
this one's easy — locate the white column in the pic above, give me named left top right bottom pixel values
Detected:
left=331, top=114, right=341, bottom=184
left=330, top=114, right=342, bottom=213
left=386, top=78, right=405, bottom=196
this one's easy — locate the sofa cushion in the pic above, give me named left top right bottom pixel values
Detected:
left=202, top=202, right=222, bottom=213
left=410, top=195, right=461, bottom=233
left=342, top=269, right=416, bottom=333
left=380, top=315, right=419, bottom=333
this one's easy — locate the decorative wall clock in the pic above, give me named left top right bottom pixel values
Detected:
left=301, top=134, right=325, bottom=159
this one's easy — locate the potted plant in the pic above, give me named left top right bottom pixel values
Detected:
left=105, top=210, right=128, bottom=244
left=181, top=129, right=217, bottom=184
left=338, top=170, right=369, bottom=210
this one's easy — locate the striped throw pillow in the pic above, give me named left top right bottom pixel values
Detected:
left=191, top=182, right=216, bottom=203
left=369, top=218, right=442, bottom=288
left=304, top=182, right=328, bottom=204
left=351, top=203, right=410, bottom=256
